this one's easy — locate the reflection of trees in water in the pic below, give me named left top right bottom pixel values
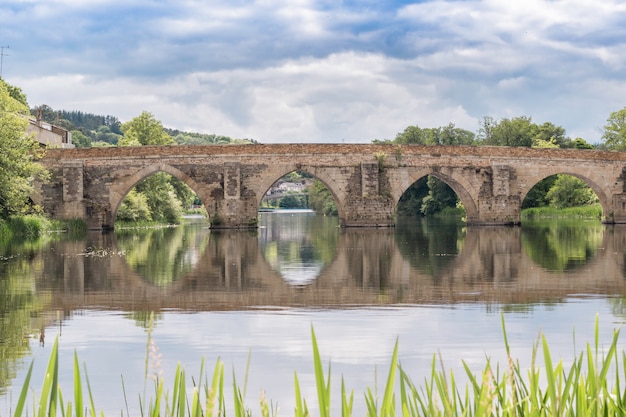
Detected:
left=394, top=217, right=466, bottom=280
left=115, top=222, right=210, bottom=286
left=521, top=220, right=603, bottom=271
left=0, top=239, right=51, bottom=394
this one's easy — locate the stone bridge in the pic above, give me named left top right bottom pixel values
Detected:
left=35, top=144, right=626, bottom=230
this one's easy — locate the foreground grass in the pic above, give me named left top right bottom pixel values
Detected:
left=12, top=315, right=626, bottom=417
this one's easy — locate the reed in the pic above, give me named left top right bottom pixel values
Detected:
left=11, top=315, right=626, bottom=417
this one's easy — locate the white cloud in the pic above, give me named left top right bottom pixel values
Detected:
left=3, top=0, right=626, bottom=144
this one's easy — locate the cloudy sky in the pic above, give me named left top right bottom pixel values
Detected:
left=1, top=0, right=625, bottom=143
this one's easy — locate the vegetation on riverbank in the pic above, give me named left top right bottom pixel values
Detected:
left=521, top=204, right=602, bottom=220
left=12, top=315, right=626, bottom=417
left=0, top=215, right=86, bottom=240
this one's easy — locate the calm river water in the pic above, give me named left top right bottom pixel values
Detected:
left=1, top=211, right=626, bottom=415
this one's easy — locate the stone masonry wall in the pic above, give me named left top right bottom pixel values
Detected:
left=38, top=144, right=626, bottom=229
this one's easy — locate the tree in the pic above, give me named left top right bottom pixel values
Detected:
left=601, top=107, right=626, bottom=150
left=392, top=123, right=475, bottom=146
left=309, top=179, right=337, bottom=215
left=0, top=79, right=46, bottom=218
left=533, top=122, right=567, bottom=148
left=478, top=116, right=536, bottom=147
left=394, top=125, right=427, bottom=144
left=71, top=130, right=92, bottom=148
left=573, top=137, right=594, bottom=149
left=546, top=175, right=597, bottom=208
left=424, top=123, right=475, bottom=145
left=119, top=111, right=173, bottom=146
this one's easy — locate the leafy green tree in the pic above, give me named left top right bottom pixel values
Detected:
left=278, top=194, right=307, bottom=209
left=423, top=123, right=475, bottom=145
left=478, top=116, right=537, bottom=147
left=601, top=107, right=626, bottom=150
left=546, top=175, right=597, bottom=208
left=117, top=189, right=151, bottom=222
left=134, top=173, right=183, bottom=223
left=573, top=137, right=594, bottom=149
left=394, top=125, right=427, bottom=144
left=95, top=125, right=121, bottom=145
left=71, top=129, right=92, bottom=148
left=309, top=179, right=337, bottom=215
left=393, top=123, right=475, bottom=145
left=522, top=175, right=558, bottom=208
left=0, top=79, right=46, bottom=218
left=533, top=122, right=567, bottom=148
left=119, top=111, right=173, bottom=146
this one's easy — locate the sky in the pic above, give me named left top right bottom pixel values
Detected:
left=1, top=0, right=626, bottom=144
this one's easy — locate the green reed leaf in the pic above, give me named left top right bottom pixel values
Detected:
left=13, top=360, right=33, bottom=417
left=73, top=351, right=83, bottom=417
left=310, top=326, right=330, bottom=417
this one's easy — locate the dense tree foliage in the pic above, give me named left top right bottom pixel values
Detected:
left=120, top=111, right=174, bottom=146
left=601, top=107, right=626, bottom=150
left=377, top=123, right=475, bottom=145
left=308, top=179, right=338, bottom=215
left=0, top=79, right=46, bottom=218
left=546, top=175, right=598, bottom=208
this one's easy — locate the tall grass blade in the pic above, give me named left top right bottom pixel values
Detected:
left=13, top=360, right=34, bottom=417
left=82, top=363, right=98, bottom=417
left=541, top=333, right=558, bottom=416
left=206, top=359, right=223, bottom=417
left=379, top=338, right=399, bottom=417
left=73, top=351, right=83, bottom=417
left=341, top=377, right=353, bottom=417
left=293, top=372, right=308, bottom=417
left=310, top=326, right=330, bottom=417
left=38, top=336, right=60, bottom=417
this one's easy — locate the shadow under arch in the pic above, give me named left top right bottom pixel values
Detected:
left=109, top=163, right=215, bottom=222
left=395, top=170, right=478, bottom=221
left=520, top=171, right=609, bottom=221
left=256, top=166, right=345, bottom=220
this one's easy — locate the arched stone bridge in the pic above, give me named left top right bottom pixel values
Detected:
left=35, top=144, right=626, bottom=230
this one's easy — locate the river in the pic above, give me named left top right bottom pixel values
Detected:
left=1, top=211, right=625, bottom=415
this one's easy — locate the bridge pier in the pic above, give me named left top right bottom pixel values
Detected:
left=211, top=198, right=259, bottom=229
left=471, top=196, right=522, bottom=226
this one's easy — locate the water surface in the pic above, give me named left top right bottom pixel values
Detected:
left=0, top=213, right=624, bottom=415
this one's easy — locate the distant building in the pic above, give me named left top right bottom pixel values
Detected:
left=27, top=117, right=74, bottom=148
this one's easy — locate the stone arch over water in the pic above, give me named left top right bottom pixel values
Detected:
left=109, top=163, right=214, bottom=224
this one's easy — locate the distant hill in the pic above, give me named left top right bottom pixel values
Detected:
left=30, top=104, right=255, bottom=147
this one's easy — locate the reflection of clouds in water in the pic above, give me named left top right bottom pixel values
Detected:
left=279, top=263, right=323, bottom=285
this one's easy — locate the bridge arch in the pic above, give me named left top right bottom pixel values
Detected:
left=392, top=169, right=479, bottom=221
left=255, top=165, right=347, bottom=220
left=520, top=169, right=610, bottom=220
left=109, top=163, right=215, bottom=223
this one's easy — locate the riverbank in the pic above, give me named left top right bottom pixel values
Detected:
left=0, top=215, right=86, bottom=240
left=521, top=204, right=602, bottom=220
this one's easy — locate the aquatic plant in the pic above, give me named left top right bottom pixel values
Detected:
left=11, top=315, right=626, bottom=416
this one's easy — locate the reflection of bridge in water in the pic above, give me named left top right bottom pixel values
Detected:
left=38, top=226, right=626, bottom=311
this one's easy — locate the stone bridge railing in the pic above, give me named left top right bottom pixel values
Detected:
left=35, top=144, right=626, bottom=230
